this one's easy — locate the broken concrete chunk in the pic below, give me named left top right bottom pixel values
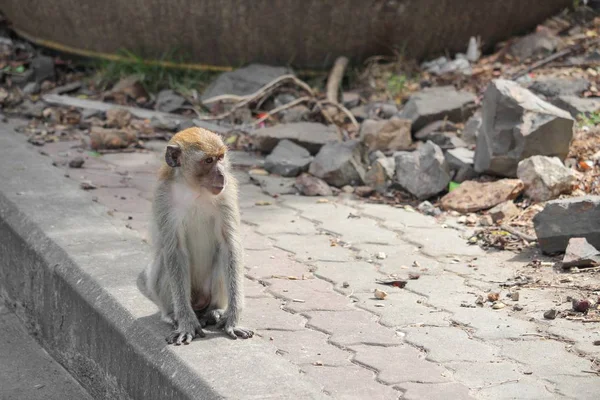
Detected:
left=562, top=238, right=600, bottom=268
left=364, top=157, right=395, bottom=192
left=473, top=79, right=574, bottom=177
left=445, top=147, right=477, bottom=183
left=461, top=111, right=481, bottom=145
left=394, top=141, right=451, bottom=199
left=155, top=89, right=186, bottom=113
left=517, top=156, right=577, bottom=202
left=105, top=108, right=132, bottom=129
left=264, top=139, right=313, bottom=177
left=415, top=120, right=466, bottom=149
left=31, top=55, right=55, bottom=83
left=528, top=77, right=590, bottom=98
left=201, top=64, right=293, bottom=102
left=440, top=179, right=524, bottom=213
left=365, top=102, right=398, bottom=119
left=359, top=117, right=412, bottom=152
left=250, top=174, right=298, bottom=196
left=551, top=96, right=600, bottom=118
left=251, top=122, right=340, bottom=154
left=533, top=196, right=600, bottom=254
left=509, top=30, right=562, bottom=60
left=489, top=201, right=520, bottom=223
left=294, top=173, right=332, bottom=196
left=309, top=140, right=365, bottom=187
left=398, top=86, right=476, bottom=132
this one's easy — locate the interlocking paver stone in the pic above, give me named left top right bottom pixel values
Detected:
left=24, top=134, right=600, bottom=399
left=302, top=365, right=401, bottom=400
left=313, top=261, right=382, bottom=294
left=498, top=339, right=593, bottom=378
left=260, top=329, right=350, bottom=366
left=351, top=344, right=451, bottom=384
left=244, top=248, right=313, bottom=280
left=354, top=291, right=451, bottom=328
left=476, top=377, right=556, bottom=400
left=403, top=326, right=500, bottom=363
left=268, top=278, right=353, bottom=312
left=270, top=233, right=355, bottom=262
left=306, top=310, right=404, bottom=347
left=242, top=297, right=306, bottom=331
left=399, top=382, right=474, bottom=400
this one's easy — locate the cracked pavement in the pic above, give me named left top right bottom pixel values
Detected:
left=30, top=137, right=600, bottom=400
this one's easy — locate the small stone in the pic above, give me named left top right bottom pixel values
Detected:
left=474, top=79, right=574, bottom=177
left=155, top=89, right=186, bottom=113
left=30, top=55, right=55, bottom=83
left=445, top=147, right=476, bottom=183
left=264, top=139, right=313, bottom=177
left=249, top=168, right=269, bottom=176
left=341, top=185, right=355, bottom=194
left=562, top=237, right=600, bottom=268
left=201, top=64, right=293, bottom=102
left=150, top=115, right=178, bottom=131
left=355, top=186, right=375, bottom=197
left=593, top=340, right=600, bottom=346
left=105, top=108, right=132, bottom=128
left=509, top=30, right=562, bottom=60
left=359, top=117, right=412, bottom=152
left=309, top=140, right=365, bottom=187
left=551, top=96, right=600, bottom=118
left=80, top=181, right=97, bottom=190
left=466, top=36, right=480, bottom=62
left=398, top=86, right=476, bottom=132
left=572, top=299, right=591, bottom=313
left=295, top=173, right=332, bottom=196
left=489, top=201, right=520, bottom=223
left=68, top=157, right=85, bottom=168
left=365, top=102, right=398, bottom=119
left=511, top=292, right=520, bottom=301
left=441, top=179, right=524, bottom=213
left=533, top=196, right=600, bottom=254
left=394, top=141, right=451, bottom=199
left=22, top=82, right=40, bottom=95
left=364, top=157, right=395, bottom=192
left=251, top=122, right=340, bottom=154
left=479, top=215, right=493, bottom=226
left=487, top=292, right=500, bottom=302
left=528, top=77, right=590, bottom=98
left=517, top=156, right=576, bottom=202
left=374, top=289, right=388, bottom=300
left=417, top=200, right=441, bottom=216
left=492, top=302, right=506, bottom=310
left=376, top=252, right=387, bottom=260
left=543, top=309, right=558, bottom=320
left=513, top=304, right=524, bottom=311
left=342, top=281, right=350, bottom=288
left=342, top=92, right=361, bottom=109
left=461, top=111, right=481, bottom=145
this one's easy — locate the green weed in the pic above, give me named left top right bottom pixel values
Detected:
left=577, top=111, right=600, bottom=127
left=93, top=49, right=219, bottom=95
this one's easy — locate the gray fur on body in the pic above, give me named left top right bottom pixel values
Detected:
left=137, top=163, right=247, bottom=342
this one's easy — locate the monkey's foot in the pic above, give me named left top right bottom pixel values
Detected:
left=226, top=326, right=254, bottom=340
left=166, top=321, right=205, bottom=345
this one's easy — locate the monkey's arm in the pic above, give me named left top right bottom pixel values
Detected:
left=216, top=200, right=253, bottom=339
left=155, top=190, right=204, bottom=344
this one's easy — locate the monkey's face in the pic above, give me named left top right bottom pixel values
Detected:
left=191, top=153, right=227, bottom=195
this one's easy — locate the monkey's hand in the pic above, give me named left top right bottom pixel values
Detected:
left=166, top=318, right=205, bottom=345
left=216, top=311, right=254, bottom=340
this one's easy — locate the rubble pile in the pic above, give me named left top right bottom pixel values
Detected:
left=2, top=5, right=600, bottom=259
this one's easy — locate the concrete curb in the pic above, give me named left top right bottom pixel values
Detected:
left=0, top=125, right=325, bottom=400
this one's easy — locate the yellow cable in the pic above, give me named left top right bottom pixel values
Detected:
left=14, top=28, right=326, bottom=76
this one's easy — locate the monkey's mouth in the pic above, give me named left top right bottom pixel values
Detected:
left=210, top=185, right=224, bottom=195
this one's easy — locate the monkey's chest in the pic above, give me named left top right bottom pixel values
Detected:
left=180, top=206, right=219, bottom=288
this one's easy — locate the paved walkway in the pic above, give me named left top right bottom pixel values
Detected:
left=35, top=138, right=600, bottom=399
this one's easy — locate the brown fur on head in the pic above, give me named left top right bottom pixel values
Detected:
left=159, top=127, right=229, bottom=195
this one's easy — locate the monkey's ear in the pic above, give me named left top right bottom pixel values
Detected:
left=165, top=145, right=182, bottom=167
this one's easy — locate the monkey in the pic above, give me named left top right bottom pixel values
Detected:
left=137, top=127, right=253, bottom=345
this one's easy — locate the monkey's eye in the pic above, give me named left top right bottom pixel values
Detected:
left=204, top=157, right=214, bottom=164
